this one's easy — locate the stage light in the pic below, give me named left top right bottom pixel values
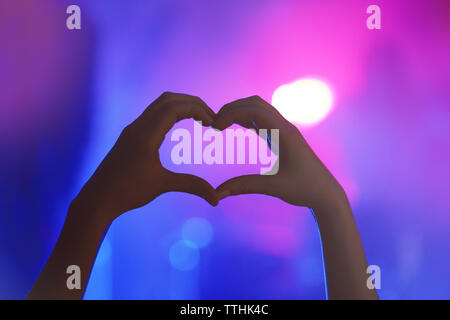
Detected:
left=272, top=78, right=333, bottom=126
left=169, top=240, right=199, bottom=271
left=182, top=217, right=213, bottom=248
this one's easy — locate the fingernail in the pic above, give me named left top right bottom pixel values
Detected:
left=217, top=190, right=230, bottom=200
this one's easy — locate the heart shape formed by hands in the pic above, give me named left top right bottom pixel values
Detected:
left=79, top=92, right=344, bottom=226
left=34, top=92, right=375, bottom=301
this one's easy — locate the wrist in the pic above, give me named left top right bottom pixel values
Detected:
left=68, top=194, right=112, bottom=233
left=311, top=184, right=351, bottom=220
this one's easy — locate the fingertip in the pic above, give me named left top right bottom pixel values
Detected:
left=206, top=192, right=219, bottom=207
left=205, top=106, right=216, bottom=119
left=200, top=184, right=219, bottom=207
left=212, top=119, right=230, bottom=131
left=203, top=181, right=219, bottom=207
left=195, top=115, right=213, bottom=127
left=203, top=117, right=214, bottom=127
left=217, top=190, right=231, bottom=201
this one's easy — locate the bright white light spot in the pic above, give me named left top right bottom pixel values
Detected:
left=272, top=78, right=333, bottom=126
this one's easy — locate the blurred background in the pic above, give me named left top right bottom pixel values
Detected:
left=1, top=0, right=449, bottom=299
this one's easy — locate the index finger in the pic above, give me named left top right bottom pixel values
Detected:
left=156, top=92, right=216, bottom=119
left=213, top=103, right=284, bottom=131
left=216, top=95, right=285, bottom=120
left=153, top=101, right=214, bottom=146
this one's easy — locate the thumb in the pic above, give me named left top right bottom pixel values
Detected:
left=167, top=172, right=218, bottom=206
left=216, top=174, right=272, bottom=200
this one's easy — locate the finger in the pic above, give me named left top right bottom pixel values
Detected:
left=217, top=95, right=286, bottom=121
left=153, top=102, right=214, bottom=145
left=216, top=174, right=273, bottom=200
left=166, top=171, right=219, bottom=206
left=219, top=119, right=273, bottom=152
left=213, top=104, right=285, bottom=155
left=249, top=119, right=273, bottom=151
left=215, top=96, right=297, bottom=141
left=139, top=92, right=215, bottom=125
left=156, top=92, right=216, bottom=119
left=213, top=105, right=281, bottom=131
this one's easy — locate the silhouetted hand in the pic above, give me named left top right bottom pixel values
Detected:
left=28, top=93, right=377, bottom=300
left=28, top=92, right=220, bottom=300
left=75, top=92, right=218, bottom=226
left=213, top=95, right=345, bottom=210
left=213, top=96, right=378, bottom=300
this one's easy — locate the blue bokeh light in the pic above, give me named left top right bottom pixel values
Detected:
left=181, top=217, right=214, bottom=248
left=169, top=240, right=200, bottom=272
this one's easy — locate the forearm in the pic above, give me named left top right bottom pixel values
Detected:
left=312, top=192, right=378, bottom=300
left=27, top=199, right=109, bottom=300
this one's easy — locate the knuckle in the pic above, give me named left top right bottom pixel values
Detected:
left=120, top=124, right=139, bottom=145
left=191, top=95, right=201, bottom=102
left=122, top=123, right=145, bottom=143
left=121, top=123, right=135, bottom=136
left=220, top=103, right=232, bottom=112
left=160, top=91, right=173, bottom=100
left=191, top=96, right=207, bottom=108
left=254, top=95, right=265, bottom=104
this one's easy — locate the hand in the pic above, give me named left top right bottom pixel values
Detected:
left=213, top=95, right=346, bottom=210
left=213, top=96, right=378, bottom=300
left=74, top=92, right=219, bottom=226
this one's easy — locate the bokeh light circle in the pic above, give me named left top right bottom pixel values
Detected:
left=181, top=217, right=213, bottom=248
left=169, top=240, right=200, bottom=271
left=272, top=78, right=333, bottom=126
